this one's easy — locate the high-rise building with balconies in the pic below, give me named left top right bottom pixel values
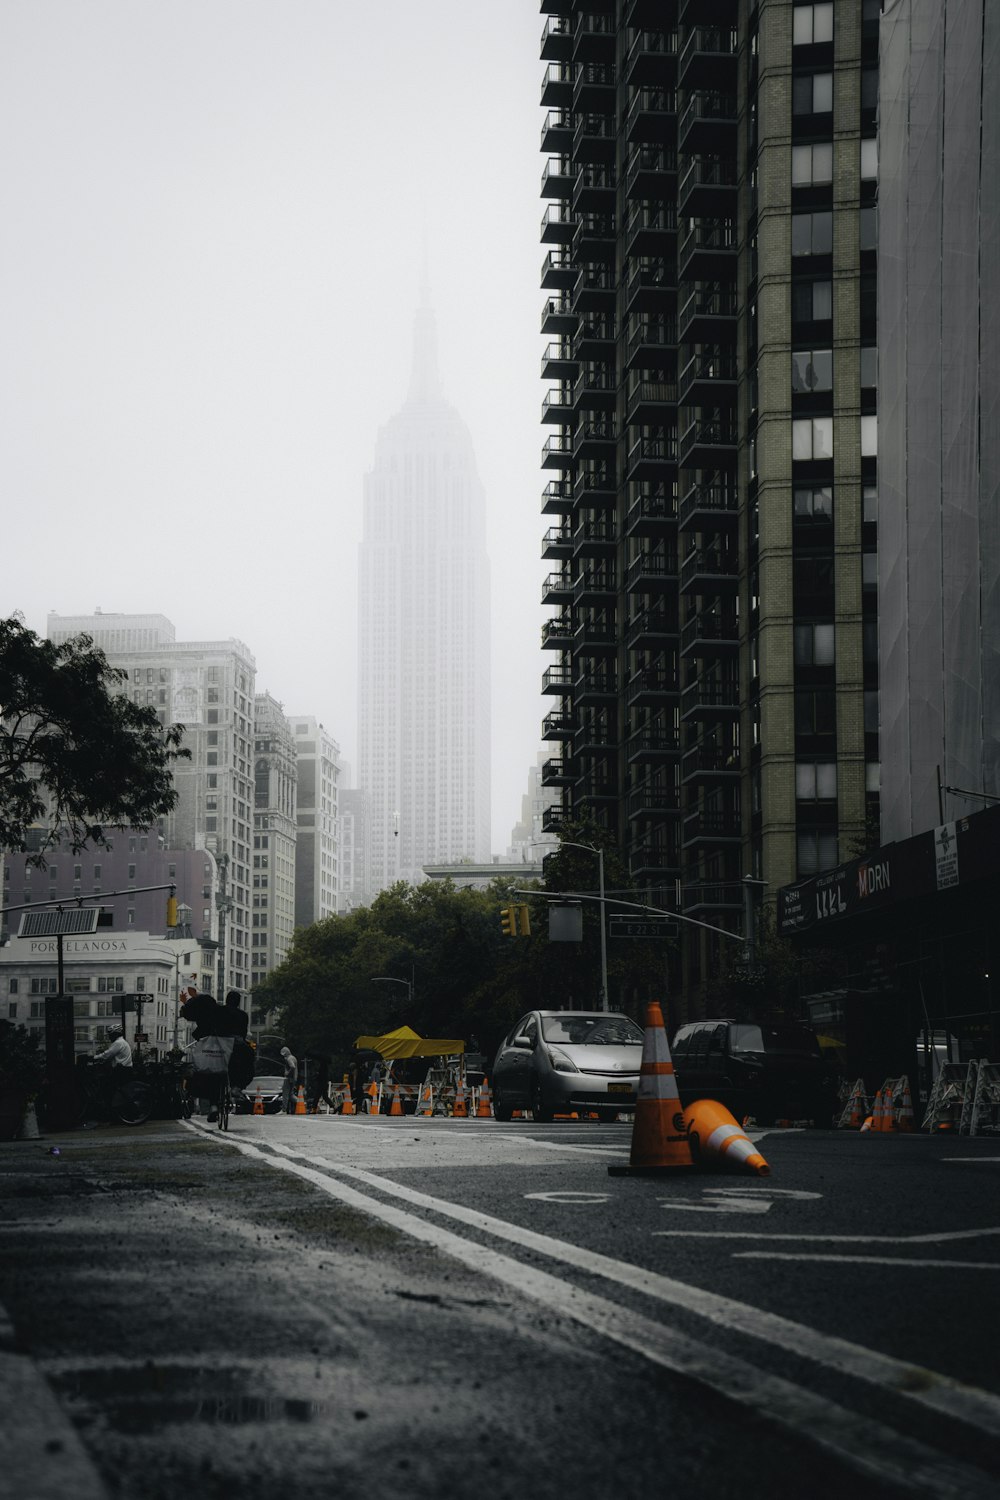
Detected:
left=358, top=288, right=492, bottom=893
left=538, top=1, right=879, bottom=1012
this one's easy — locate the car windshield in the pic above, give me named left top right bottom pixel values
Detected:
left=729, top=1024, right=822, bottom=1058
left=541, top=1015, right=643, bottom=1046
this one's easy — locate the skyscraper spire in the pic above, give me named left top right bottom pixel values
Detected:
left=407, top=267, right=443, bottom=405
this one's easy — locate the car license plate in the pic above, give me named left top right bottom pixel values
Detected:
left=608, top=1082, right=632, bottom=1093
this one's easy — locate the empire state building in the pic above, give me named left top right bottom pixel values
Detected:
left=357, top=291, right=492, bottom=893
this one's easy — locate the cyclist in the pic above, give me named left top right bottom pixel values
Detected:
left=93, top=1024, right=132, bottom=1069
left=180, top=991, right=251, bottom=1123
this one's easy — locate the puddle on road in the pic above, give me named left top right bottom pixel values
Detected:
left=58, top=1364, right=333, bottom=1432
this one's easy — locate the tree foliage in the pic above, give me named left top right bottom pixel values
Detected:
left=0, top=616, right=189, bottom=861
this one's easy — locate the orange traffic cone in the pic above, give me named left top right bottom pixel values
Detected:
left=294, top=1085, right=307, bottom=1116
left=683, top=1099, right=770, bottom=1176
left=452, top=1079, right=468, bottom=1118
left=366, top=1080, right=379, bottom=1114
left=896, top=1077, right=915, bottom=1132
left=475, top=1080, right=493, bottom=1118
left=869, top=1086, right=884, bottom=1132
left=252, top=1087, right=264, bottom=1117
left=415, top=1082, right=434, bottom=1117
left=878, top=1082, right=897, bottom=1133
left=341, top=1090, right=355, bottom=1115
left=388, top=1082, right=404, bottom=1117
left=608, top=1000, right=693, bottom=1176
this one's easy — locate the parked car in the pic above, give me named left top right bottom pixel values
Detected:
left=234, top=1074, right=285, bottom=1115
left=670, top=1019, right=837, bottom=1125
left=492, top=1010, right=643, bottom=1122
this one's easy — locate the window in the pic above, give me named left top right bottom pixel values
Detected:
left=861, top=68, right=878, bottom=111
left=794, top=485, right=833, bottom=519
left=97, top=976, right=125, bottom=993
left=8, top=977, right=18, bottom=995
left=860, top=415, right=877, bottom=457
left=796, top=763, right=838, bottom=800
left=860, top=205, right=877, bottom=251
left=861, top=346, right=877, bottom=389
left=30, top=977, right=58, bottom=995
left=866, top=762, right=881, bottom=794
left=793, top=72, right=833, bottom=114
left=864, top=690, right=879, bottom=734
left=7, top=1002, right=16, bottom=1019
left=792, top=280, right=832, bottom=322
left=792, top=142, right=833, bottom=186
left=793, top=3, right=833, bottom=45
left=861, top=137, right=878, bottom=181
left=792, top=211, right=832, bottom=256
left=795, top=689, right=836, bottom=735
left=792, top=416, right=834, bottom=460
left=797, top=830, right=839, bottom=876
left=863, top=483, right=877, bottom=523
left=794, top=623, right=835, bottom=666
left=792, top=348, right=832, bottom=392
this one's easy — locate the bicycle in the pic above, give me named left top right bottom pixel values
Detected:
left=216, top=1075, right=232, bottom=1132
left=72, top=1061, right=153, bottom=1127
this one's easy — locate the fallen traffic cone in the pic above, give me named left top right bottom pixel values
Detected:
left=452, top=1079, right=468, bottom=1118
left=388, top=1082, right=404, bottom=1116
left=682, top=1099, right=770, bottom=1176
left=252, top=1087, right=264, bottom=1117
left=896, top=1077, right=915, bottom=1132
left=475, top=1080, right=493, bottom=1118
left=860, top=1114, right=874, bottom=1133
left=608, top=1000, right=693, bottom=1176
left=415, top=1082, right=434, bottom=1117
left=294, top=1086, right=307, bottom=1116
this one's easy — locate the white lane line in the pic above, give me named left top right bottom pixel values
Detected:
left=734, top=1253, right=1000, bottom=1270
left=252, top=1134, right=1000, bottom=1438
left=190, top=1127, right=995, bottom=1499
left=652, top=1227, right=1000, bottom=1242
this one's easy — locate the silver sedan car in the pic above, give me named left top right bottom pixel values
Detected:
left=491, top=1010, right=643, bottom=1122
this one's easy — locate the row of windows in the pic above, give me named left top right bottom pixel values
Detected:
left=792, top=139, right=876, bottom=187
left=791, top=347, right=877, bottom=392
left=792, top=206, right=877, bottom=256
left=792, top=415, right=877, bottom=461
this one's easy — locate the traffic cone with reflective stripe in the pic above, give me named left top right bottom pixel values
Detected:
left=366, top=1080, right=379, bottom=1114
left=869, top=1086, right=884, bottom=1132
left=388, top=1082, right=404, bottom=1117
left=294, top=1086, right=307, bottom=1116
left=252, top=1086, right=264, bottom=1117
left=896, top=1076, right=915, bottom=1132
left=475, top=1080, right=493, bottom=1118
left=452, top=1079, right=468, bottom=1118
left=683, top=1098, right=770, bottom=1176
left=608, top=1000, right=693, bottom=1176
left=341, top=1090, right=355, bottom=1115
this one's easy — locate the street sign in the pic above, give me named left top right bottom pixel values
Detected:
left=608, top=917, right=676, bottom=939
left=120, top=993, right=153, bottom=1013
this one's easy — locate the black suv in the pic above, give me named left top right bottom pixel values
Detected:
left=671, top=1019, right=837, bottom=1126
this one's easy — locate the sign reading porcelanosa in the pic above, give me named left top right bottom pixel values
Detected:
left=777, top=803, right=1000, bottom=937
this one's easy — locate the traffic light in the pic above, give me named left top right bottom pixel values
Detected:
left=166, top=894, right=178, bottom=928
left=500, top=905, right=517, bottom=937
left=517, top=903, right=531, bottom=936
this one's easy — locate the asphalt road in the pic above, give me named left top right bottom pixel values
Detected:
left=2, top=1113, right=999, bottom=1500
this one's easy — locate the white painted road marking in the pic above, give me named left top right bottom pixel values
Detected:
left=524, top=1191, right=612, bottom=1203
left=735, top=1252, right=1000, bottom=1270
left=188, top=1125, right=998, bottom=1499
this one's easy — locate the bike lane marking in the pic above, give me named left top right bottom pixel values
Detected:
left=183, top=1124, right=998, bottom=1499
left=185, top=1123, right=1000, bottom=1442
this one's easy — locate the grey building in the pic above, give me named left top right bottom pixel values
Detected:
left=252, top=693, right=298, bottom=987
left=877, top=0, right=1000, bottom=840
left=537, top=1, right=879, bottom=1010
left=289, top=716, right=341, bottom=929
left=337, top=787, right=370, bottom=912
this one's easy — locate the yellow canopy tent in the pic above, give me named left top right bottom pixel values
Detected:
left=354, top=1024, right=465, bottom=1059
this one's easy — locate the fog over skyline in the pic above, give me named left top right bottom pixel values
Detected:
left=0, top=0, right=545, bottom=853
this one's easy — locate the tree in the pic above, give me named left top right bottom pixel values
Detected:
left=0, top=616, right=189, bottom=861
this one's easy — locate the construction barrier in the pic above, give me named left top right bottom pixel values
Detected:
left=836, top=1078, right=869, bottom=1129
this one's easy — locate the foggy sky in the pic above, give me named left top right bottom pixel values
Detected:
left=0, top=0, right=547, bottom=853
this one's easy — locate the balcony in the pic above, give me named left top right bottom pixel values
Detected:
left=541, top=477, right=574, bottom=515
left=629, top=835, right=680, bottom=882
left=541, top=431, right=571, bottom=469
left=679, top=546, right=739, bottom=592
left=573, top=11, right=616, bottom=65
left=542, top=664, right=574, bottom=695
left=541, top=204, right=577, bottom=246
left=625, top=29, right=679, bottom=88
left=681, top=805, right=742, bottom=847
left=542, top=804, right=567, bottom=834
left=678, top=482, right=738, bottom=532
left=572, top=265, right=616, bottom=314
left=678, top=154, right=738, bottom=218
left=625, top=373, right=678, bottom=429
left=681, top=880, right=744, bottom=916
left=542, top=709, right=574, bottom=740
left=574, top=721, right=618, bottom=756
left=625, top=88, right=677, bottom=145
left=541, top=341, right=577, bottom=381
left=677, top=348, right=738, bottom=408
left=573, top=465, right=617, bottom=508
left=680, top=734, right=740, bottom=783
left=573, top=364, right=617, bottom=412
left=572, top=517, right=617, bottom=556
left=573, top=112, right=616, bottom=165
left=677, top=284, right=738, bottom=343
left=541, top=248, right=577, bottom=291
left=677, top=217, right=738, bottom=282
left=541, top=568, right=574, bottom=605
left=541, top=756, right=576, bottom=786
left=678, top=416, right=739, bottom=470
left=626, top=724, right=681, bottom=763
left=541, top=613, right=574, bottom=651
left=541, top=109, right=574, bottom=155
left=680, top=674, right=740, bottom=720
left=573, top=616, right=618, bottom=654
left=574, top=213, right=617, bottom=262
left=625, top=606, right=676, bottom=650
left=626, top=665, right=677, bottom=707
left=624, top=260, right=676, bottom=317
left=541, top=296, right=577, bottom=336
left=625, top=429, right=678, bottom=480
left=625, top=484, right=677, bottom=537
left=680, top=608, right=739, bottom=657
left=625, top=146, right=677, bottom=202
left=542, top=387, right=573, bottom=425
left=572, top=164, right=616, bottom=213
left=572, top=63, right=616, bottom=114
left=626, top=547, right=678, bottom=591
left=572, top=418, right=616, bottom=462
left=679, top=90, right=737, bottom=155
left=574, top=568, right=618, bottom=606
left=574, top=668, right=618, bottom=704
left=542, top=156, right=574, bottom=200
left=625, top=316, right=677, bottom=369
left=541, top=522, right=573, bottom=559
left=624, top=201, right=678, bottom=259
left=540, top=63, right=574, bottom=110
left=628, top=783, right=680, bottom=820
left=541, top=15, right=572, bottom=63
left=678, top=27, right=739, bottom=90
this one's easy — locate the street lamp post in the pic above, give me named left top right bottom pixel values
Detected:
left=536, top=841, right=608, bottom=1011
left=132, top=942, right=198, bottom=1051
left=371, top=975, right=413, bottom=1008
